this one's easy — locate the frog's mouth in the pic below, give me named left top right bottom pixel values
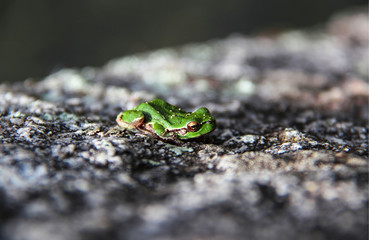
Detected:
left=176, top=120, right=216, bottom=139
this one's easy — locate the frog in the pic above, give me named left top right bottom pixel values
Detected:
left=116, top=99, right=216, bottom=143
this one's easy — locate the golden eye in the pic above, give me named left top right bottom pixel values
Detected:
left=187, top=121, right=200, bottom=132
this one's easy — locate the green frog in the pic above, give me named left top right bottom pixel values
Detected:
left=116, top=99, right=216, bottom=143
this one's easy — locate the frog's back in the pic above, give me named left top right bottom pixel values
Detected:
left=136, top=99, right=189, bottom=128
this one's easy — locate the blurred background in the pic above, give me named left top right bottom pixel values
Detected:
left=0, top=0, right=366, bottom=83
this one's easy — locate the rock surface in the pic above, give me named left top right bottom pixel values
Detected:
left=0, top=11, right=368, bottom=240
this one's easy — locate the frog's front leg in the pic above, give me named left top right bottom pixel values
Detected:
left=152, top=122, right=166, bottom=136
left=152, top=122, right=183, bottom=145
left=116, top=110, right=145, bottom=129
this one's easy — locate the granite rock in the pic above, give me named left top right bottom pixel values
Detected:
left=0, top=11, right=368, bottom=240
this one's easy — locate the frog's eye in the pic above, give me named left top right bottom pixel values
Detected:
left=187, top=121, right=200, bottom=132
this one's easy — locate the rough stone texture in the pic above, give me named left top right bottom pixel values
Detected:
left=0, top=11, right=368, bottom=240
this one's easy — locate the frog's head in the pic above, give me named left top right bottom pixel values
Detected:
left=178, top=107, right=216, bottom=139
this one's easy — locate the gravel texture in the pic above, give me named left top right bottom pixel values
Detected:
left=0, top=11, right=368, bottom=240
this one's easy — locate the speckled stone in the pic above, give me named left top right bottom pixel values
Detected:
left=0, top=11, right=368, bottom=240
